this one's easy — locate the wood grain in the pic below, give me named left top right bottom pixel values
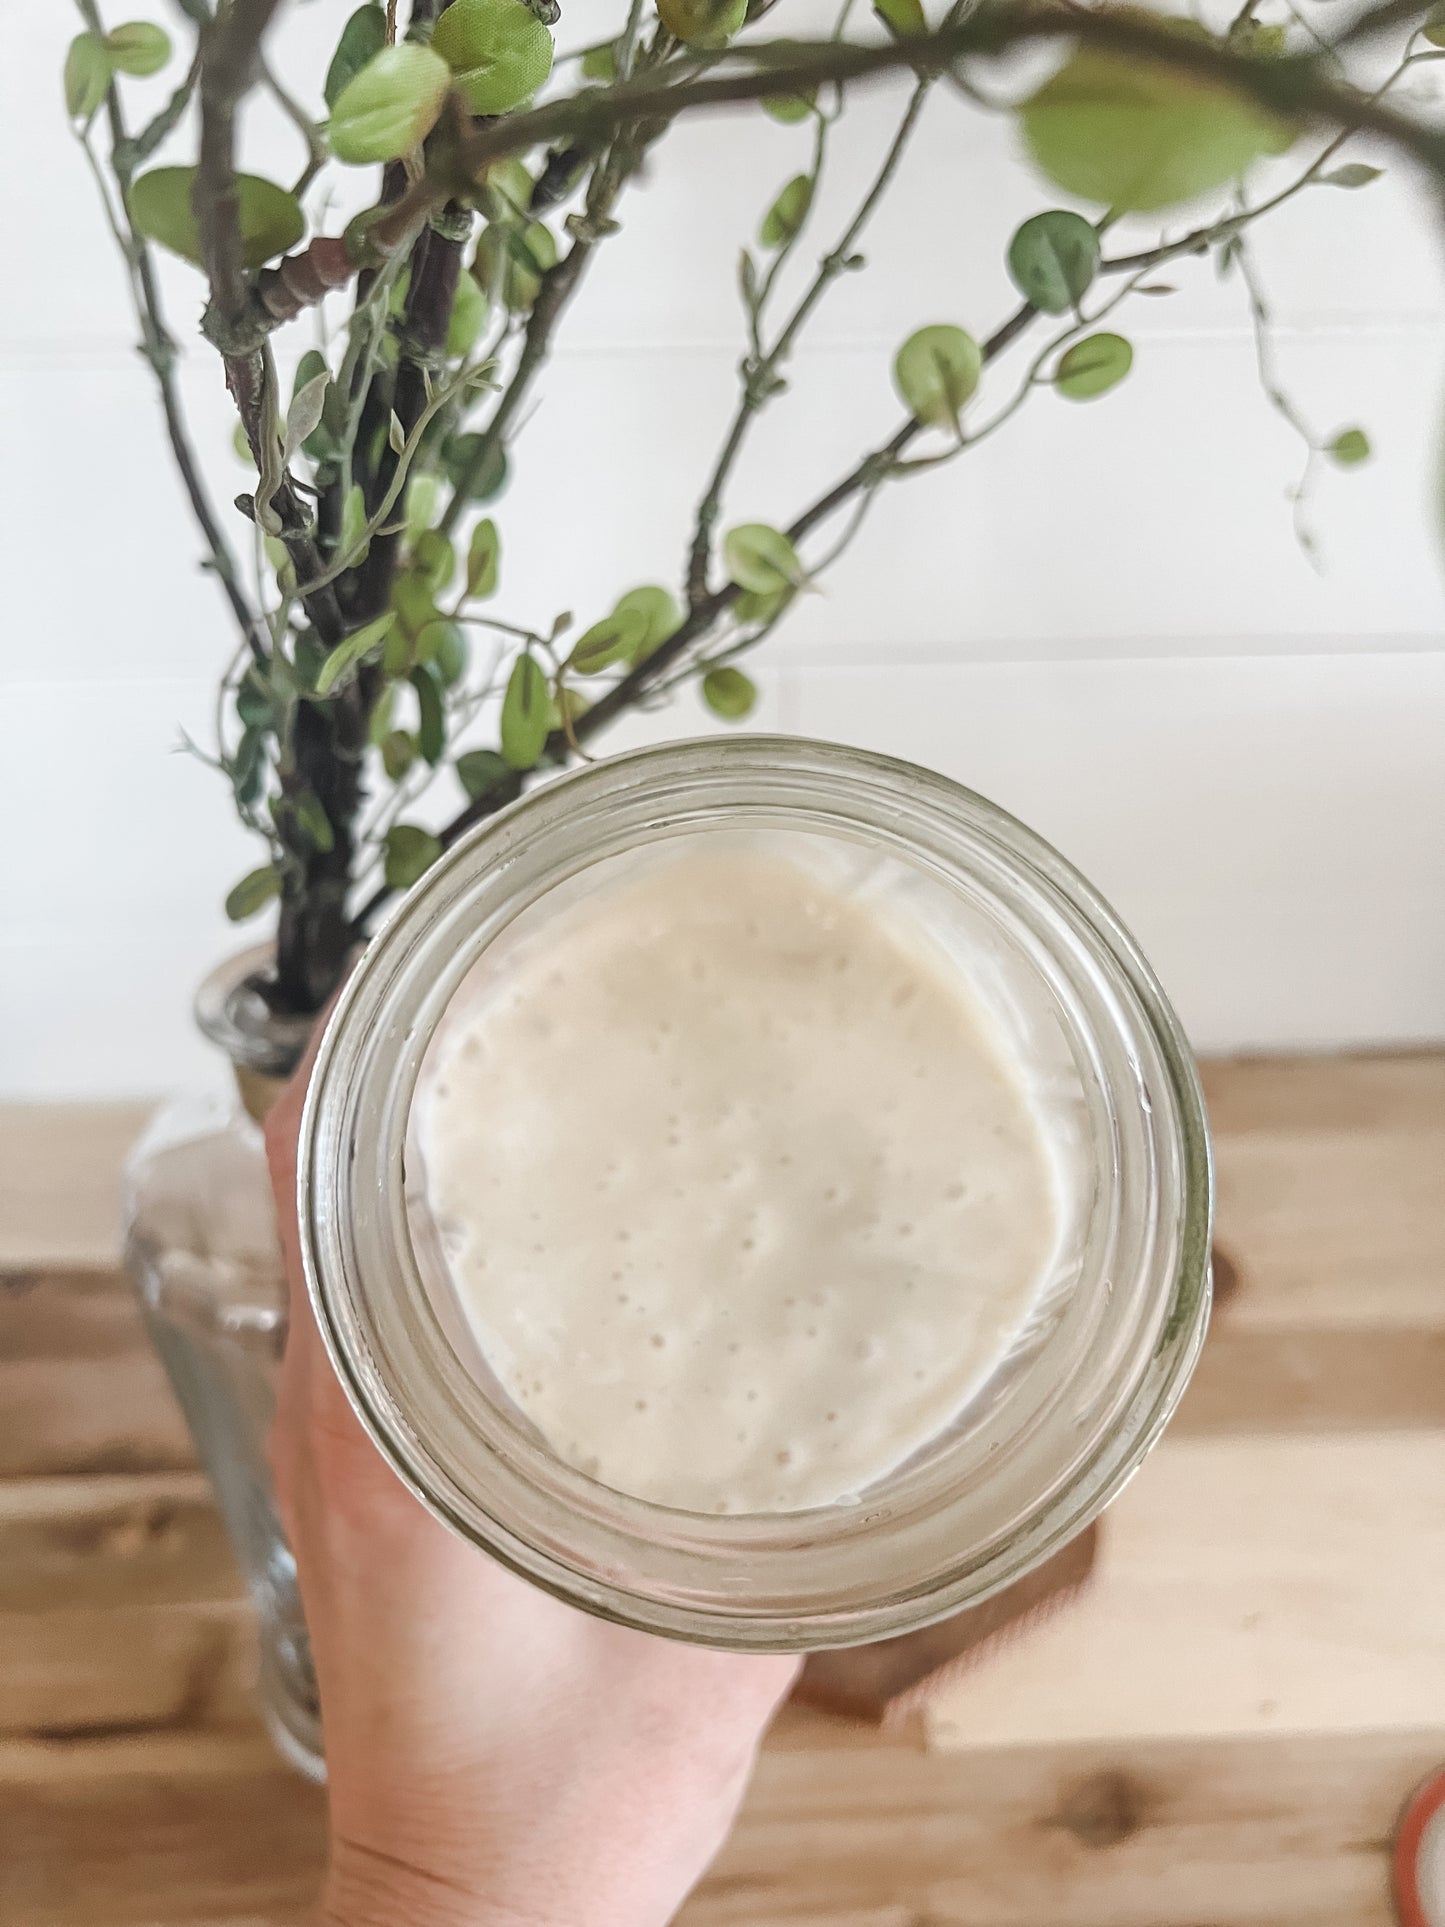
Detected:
left=926, top=1431, right=1445, bottom=1749
left=0, top=1105, right=150, bottom=1271
left=0, top=1720, right=1435, bottom=1927
left=0, top=1271, right=194, bottom=1478
left=0, top=1055, right=1441, bottom=1924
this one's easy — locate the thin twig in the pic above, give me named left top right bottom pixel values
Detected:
left=233, top=0, right=1445, bottom=346
left=195, top=0, right=284, bottom=338
left=72, top=0, right=267, bottom=661
left=261, top=53, right=328, bottom=199
left=686, top=74, right=932, bottom=601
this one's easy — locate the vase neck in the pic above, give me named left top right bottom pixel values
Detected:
left=195, top=945, right=316, bottom=1122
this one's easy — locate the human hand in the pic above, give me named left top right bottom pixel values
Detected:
left=265, top=1044, right=798, bottom=1927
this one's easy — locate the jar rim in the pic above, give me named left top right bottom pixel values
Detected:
left=298, top=736, right=1213, bottom=1648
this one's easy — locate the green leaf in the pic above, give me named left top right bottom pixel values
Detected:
left=569, top=606, right=649, bottom=675
left=411, top=665, right=446, bottom=765
left=552, top=683, right=590, bottom=730
left=290, top=631, right=329, bottom=693
left=130, top=167, right=304, bottom=269
left=231, top=727, right=265, bottom=809
left=391, top=575, right=441, bottom=662
left=738, top=248, right=760, bottom=314
left=762, top=87, right=816, bottom=123
left=292, top=351, right=339, bottom=462
left=702, top=666, right=757, bottom=719
left=1006, top=210, right=1100, bottom=314
left=656, top=0, right=748, bottom=46
left=443, top=431, right=508, bottom=503
left=225, top=866, right=280, bottom=923
left=105, top=21, right=171, bottom=76
left=1328, top=426, right=1371, bottom=466
left=446, top=269, right=488, bottom=357
left=65, top=34, right=113, bottom=118
left=413, top=528, right=455, bottom=594
left=368, top=683, right=397, bottom=746
left=340, top=482, right=369, bottom=562
left=1318, top=162, right=1383, bottom=189
left=734, top=585, right=791, bottom=626
left=1020, top=46, right=1295, bottom=213
left=432, top=0, right=555, bottom=114
left=500, top=652, right=550, bottom=769
left=473, top=220, right=557, bottom=311
left=723, top=523, right=804, bottom=595
left=482, top=157, right=534, bottom=224
left=236, top=666, right=273, bottom=732
left=1425, top=2, right=1445, bottom=46
left=328, top=43, right=451, bottom=165
left=404, top=472, right=440, bottom=545
left=760, top=174, right=813, bottom=249
left=873, top=0, right=926, bottom=35
left=315, top=611, right=397, bottom=694
left=581, top=42, right=616, bottom=80
left=614, top=585, right=682, bottom=657
left=293, top=791, right=335, bottom=854
left=893, top=324, right=982, bottom=430
left=466, top=517, right=500, bottom=597
left=325, top=5, right=387, bottom=109
left=293, top=349, right=328, bottom=398
left=283, top=370, right=329, bottom=465
left=1055, top=331, right=1134, bottom=400
left=426, top=619, right=469, bottom=686
left=456, top=747, right=511, bottom=801
left=381, top=728, right=416, bottom=780
left=384, top=824, right=442, bottom=890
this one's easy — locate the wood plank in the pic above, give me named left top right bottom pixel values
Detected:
left=1199, top=1051, right=1445, bottom=1136
left=0, top=1729, right=325, bottom=1927
left=0, top=1473, right=252, bottom=1739
left=687, top=1724, right=1441, bottom=1927
left=927, top=1431, right=1445, bottom=1752
left=3, top=1051, right=1442, bottom=1481
left=0, top=1473, right=237, bottom=1614
left=0, top=1270, right=194, bottom=1479
left=0, top=1105, right=151, bottom=1270
left=1173, top=1323, right=1445, bottom=1434
left=0, top=1720, right=1435, bottom=1927
left=3, top=1438, right=1440, bottom=1747
left=1212, top=1131, right=1444, bottom=1330
left=0, top=1603, right=257, bottom=1739
left=1202, top=1053, right=1445, bottom=1331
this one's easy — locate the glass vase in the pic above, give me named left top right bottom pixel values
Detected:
left=122, top=945, right=324, bottom=1779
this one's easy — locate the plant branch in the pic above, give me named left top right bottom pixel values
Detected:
left=348, top=285, right=1079, bottom=937
left=686, top=74, right=931, bottom=601
left=261, top=52, right=328, bottom=199
left=443, top=1, right=1445, bottom=193
left=73, top=0, right=267, bottom=661
left=299, top=365, right=487, bottom=598
left=435, top=240, right=592, bottom=536
left=238, top=0, right=1445, bottom=344
left=434, top=47, right=671, bottom=539
left=352, top=206, right=472, bottom=617
left=195, top=0, right=284, bottom=342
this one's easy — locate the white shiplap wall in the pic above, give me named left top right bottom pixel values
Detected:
left=3, top=3, right=1442, bottom=1098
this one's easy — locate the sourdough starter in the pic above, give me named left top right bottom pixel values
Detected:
left=411, top=844, right=1064, bottom=1514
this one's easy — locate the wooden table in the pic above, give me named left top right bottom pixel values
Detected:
left=2, top=1055, right=1442, bottom=1926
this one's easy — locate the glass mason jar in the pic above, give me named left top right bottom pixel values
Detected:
left=299, top=736, right=1213, bottom=1651
left=123, top=946, right=324, bottom=1778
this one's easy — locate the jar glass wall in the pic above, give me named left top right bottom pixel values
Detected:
left=299, top=737, right=1213, bottom=1650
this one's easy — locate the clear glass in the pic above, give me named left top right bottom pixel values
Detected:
left=122, top=947, right=324, bottom=1779
left=299, top=737, right=1213, bottom=1650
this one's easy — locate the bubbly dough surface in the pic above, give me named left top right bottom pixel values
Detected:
left=413, top=846, right=1061, bottom=1514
